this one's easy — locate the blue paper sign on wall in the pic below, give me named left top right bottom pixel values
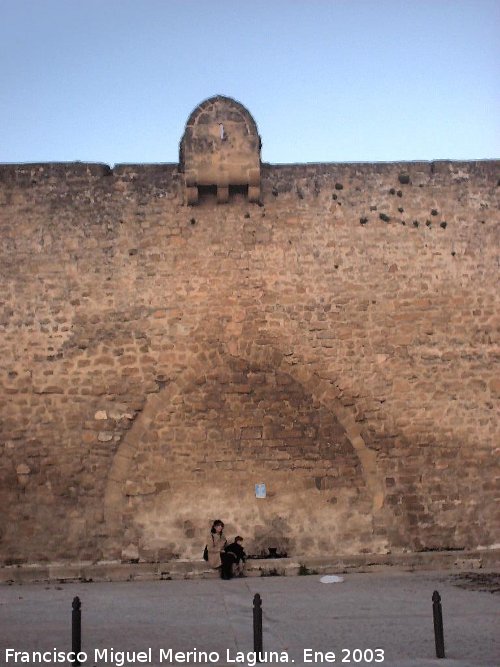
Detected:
left=255, top=483, right=266, bottom=498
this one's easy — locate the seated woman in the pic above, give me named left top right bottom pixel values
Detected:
left=206, top=519, right=227, bottom=575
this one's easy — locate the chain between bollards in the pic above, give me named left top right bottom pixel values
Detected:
left=253, top=593, right=263, bottom=661
left=432, top=590, right=445, bottom=659
left=72, top=596, right=82, bottom=666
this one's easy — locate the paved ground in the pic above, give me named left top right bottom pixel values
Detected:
left=0, top=570, right=498, bottom=667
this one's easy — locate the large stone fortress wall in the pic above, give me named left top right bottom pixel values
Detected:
left=0, top=98, right=499, bottom=566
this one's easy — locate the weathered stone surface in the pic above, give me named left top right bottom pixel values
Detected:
left=0, top=116, right=498, bottom=566
left=179, top=96, right=261, bottom=203
left=125, top=480, right=156, bottom=496
left=121, top=543, right=139, bottom=562
left=489, top=377, right=500, bottom=396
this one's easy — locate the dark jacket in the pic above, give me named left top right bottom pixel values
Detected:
left=225, top=541, right=246, bottom=563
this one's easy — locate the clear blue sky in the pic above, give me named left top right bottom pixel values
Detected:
left=1, top=0, right=499, bottom=165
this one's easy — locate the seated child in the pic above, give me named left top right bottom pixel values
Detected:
left=224, top=536, right=247, bottom=578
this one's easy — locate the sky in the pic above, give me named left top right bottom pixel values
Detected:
left=1, top=0, right=499, bottom=165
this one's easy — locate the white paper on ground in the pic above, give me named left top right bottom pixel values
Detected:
left=320, top=574, right=344, bottom=583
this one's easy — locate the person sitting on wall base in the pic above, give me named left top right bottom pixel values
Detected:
left=224, top=536, right=247, bottom=578
left=206, top=519, right=227, bottom=574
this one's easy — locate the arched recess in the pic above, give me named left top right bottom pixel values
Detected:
left=103, top=341, right=385, bottom=538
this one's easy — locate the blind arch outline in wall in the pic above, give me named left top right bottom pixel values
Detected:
left=103, top=341, right=385, bottom=537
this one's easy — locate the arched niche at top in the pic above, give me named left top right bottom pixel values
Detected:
left=179, top=95, right=262, bottom=205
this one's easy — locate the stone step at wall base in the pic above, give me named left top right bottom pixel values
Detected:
left=0, top=549, right=498, bottom=585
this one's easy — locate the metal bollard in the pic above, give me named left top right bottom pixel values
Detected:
left=432, top=590, right=445, bottom=659
left=72, top=596, right=82, bottom=666
left=253, top=593, right=263, bottom=660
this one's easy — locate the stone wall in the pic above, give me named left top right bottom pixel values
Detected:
left=0, top=158, right=498, bottom=565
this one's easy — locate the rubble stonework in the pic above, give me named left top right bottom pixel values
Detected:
left=0, top=101, right=499, bottom=565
